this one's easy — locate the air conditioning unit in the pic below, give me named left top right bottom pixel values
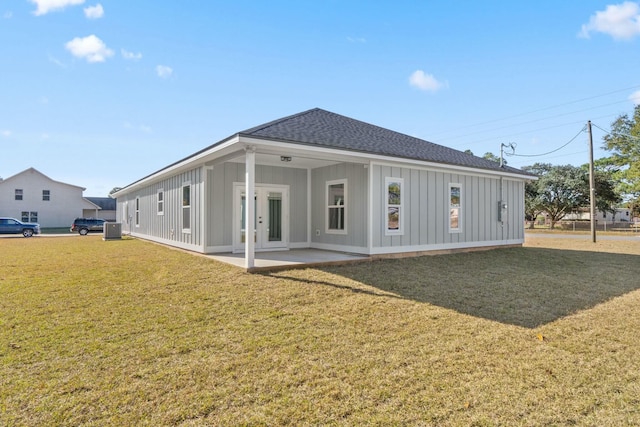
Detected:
left=103, top=222, right=122, bottom=240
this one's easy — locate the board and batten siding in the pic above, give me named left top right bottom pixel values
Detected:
left=371, top=164, right=524, bottom=253
left=116, top=167, right=204, bottom=252
left=206, top=162, right=308, bottom=250
left=310, top=162, right=368, bottom=252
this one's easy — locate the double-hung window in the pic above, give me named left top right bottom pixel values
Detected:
left=135, top=197, right=140, bottom=227
left=449, top=184, right=462, bottom=232
left=182, top=182, right=191, bottom=232
left=385, top=177, right=403, bottom=235
left=15, top=189, right=23, bottom=201
left=326, top=179, right=346, bottom=234
left=157, top=189, right=164, bottom=215
left=42, top=190, right=50, bottom=201
left=22, top=211, right=37, bottom=222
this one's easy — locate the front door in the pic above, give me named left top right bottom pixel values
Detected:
left=233, top=184, right=289, bottom=252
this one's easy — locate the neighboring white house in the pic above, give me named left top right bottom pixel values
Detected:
left=113, top=108, right=535, bottom=270
left=0, top=168, right=103, bottom=228
left=564, top=207, right=632, bottom=224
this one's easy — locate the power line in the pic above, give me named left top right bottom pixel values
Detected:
left=438, top=99, right=630, bottom=144
left=428, top=84, right=640, bottom=139
left=591, top=122, right=640, bottom=141
left=506, top=126, right=586, bottom=158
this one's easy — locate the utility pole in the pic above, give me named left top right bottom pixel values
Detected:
left=500, top=142, right=515, bottom=168
left=587, top=120, right=596, bottom=243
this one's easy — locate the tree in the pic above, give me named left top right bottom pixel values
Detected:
left=483, top=152, right=505, bottom=165
left=523, top=163, right=621, bottom=229
left=521, top=164, right=548, bottom=228
left=602, top=104, right=640, bottom=200
left=523, top=164, right=589, bottom=229
left=581, top=164, right=622, bottom=217
left=109, top=187, right=123, bottom=195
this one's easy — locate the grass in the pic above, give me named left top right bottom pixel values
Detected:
left=1, top=235, right=640, bottom=425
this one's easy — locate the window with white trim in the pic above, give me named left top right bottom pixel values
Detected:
left=42, top=190, right=50, bottom=201
left=15, top=189, right=23, bottom=201
left=135, top=197, right=140, bottom=227
left=449, top=184, right=462, bottom=232
left=326, top=179, right=346, bottom=234
left=385, top=177, right=403, bottom=235
left=21, top=211, right=37, bottom=222
left=182, top=182, right=191, bottom=232
left=157, top=189, right=164, bottom=215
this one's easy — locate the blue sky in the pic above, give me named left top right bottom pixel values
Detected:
left=1, top=1, right=639, bottom=196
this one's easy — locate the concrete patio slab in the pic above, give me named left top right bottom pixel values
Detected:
left=209, top=249, right=371, bottom=272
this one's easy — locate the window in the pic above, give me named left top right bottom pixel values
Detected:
left=326, top=179, right=346, bottom=234
left=135, top=197, right=140, bottom=227
left=385, top=177, right=403, bottom=235
left=42, top=190, right=50, bottom=201
left=449, top=184, right=462, bottom=232
left=157, top=189, right=164, bottom=215
left=182, top=183, right=191, bottom=232
left=21, top=211, right=37, bottom=222
left=15, top=189, right=23, bottom=201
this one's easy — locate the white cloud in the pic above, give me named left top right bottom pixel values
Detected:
left=1, top=130, right=11, bottom=138
left=121, top=49, right=142, bottom=61
left=630, top=90, right=640, bottom=105
left=347, top=36, right=366, bottom=43
left=156, top=65, right=173, bottom=78
left=579, top=1, right=640, bottom=40
left=48, top=54, right=67, bottom=68
left=124, top=122, right=152, bottom=133
left=65, top=35, right=114, bottom=63
left=409, top=70, right=447, bottom=92
left=3, top=11, right=13, bottom=19
left=83, top=3, right=103, bottom=19
left=30, top=0, right=84, bottom=16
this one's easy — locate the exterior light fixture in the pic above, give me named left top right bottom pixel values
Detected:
left=280, top=156, right=292, bottom=162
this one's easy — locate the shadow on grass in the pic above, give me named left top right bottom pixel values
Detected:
left=269, top=247, right=640, bottom=329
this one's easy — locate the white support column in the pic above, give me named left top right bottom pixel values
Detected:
left=245, top=146, right=256, bottom=270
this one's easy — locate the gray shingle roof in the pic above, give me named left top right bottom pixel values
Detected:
left=85, top=197, right=116, bottom=210
left=239, top=108, right=530, bottom=176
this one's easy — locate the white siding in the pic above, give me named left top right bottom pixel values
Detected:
left=0, top=168, right=96, bottom=228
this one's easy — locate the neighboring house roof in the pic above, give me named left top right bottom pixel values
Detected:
left=0, top=167, right=86, bottom=190
left=238, top=108, right=529, bottom=175
left=85, top=197, right=116, bottom=210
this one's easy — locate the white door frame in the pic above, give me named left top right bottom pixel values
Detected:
left=232, top=182, right=290, bottom=253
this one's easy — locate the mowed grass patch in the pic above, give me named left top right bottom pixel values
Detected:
left=1, top=236, right=639, bottom=425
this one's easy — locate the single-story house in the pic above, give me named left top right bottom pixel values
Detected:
left=563, top=207, right=632, bottom=225
left=112, top=108, right=535, bottom=270
left=84, top=197, right=117, bottom=221
left=0, top=167, right=103, bottom=228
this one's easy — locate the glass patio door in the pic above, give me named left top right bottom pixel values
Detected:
left=236, top=185, right=288, bottom=251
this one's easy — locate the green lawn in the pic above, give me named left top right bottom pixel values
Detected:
left=1, top=236, right=640, bottom=425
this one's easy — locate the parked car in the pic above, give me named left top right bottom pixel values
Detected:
left=0, top=217, right=41, bottom=237
left=70, top=218, right=106, bottom=235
